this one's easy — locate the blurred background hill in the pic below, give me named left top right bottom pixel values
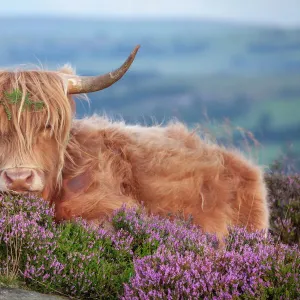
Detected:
left=0, top=0, right=299, bottom=170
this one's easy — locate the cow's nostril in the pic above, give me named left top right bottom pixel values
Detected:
left=25, top=171, right=34, bottom=185
left=3, top=171, right=13, bottom=185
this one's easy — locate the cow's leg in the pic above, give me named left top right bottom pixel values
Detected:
left=54, top=192, right=139, bottom=224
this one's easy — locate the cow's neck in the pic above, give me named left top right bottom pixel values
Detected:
left=56, top=127, right=97, bottom=200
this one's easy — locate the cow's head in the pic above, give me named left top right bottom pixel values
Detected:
left=0, top=45, right=140, bottom=199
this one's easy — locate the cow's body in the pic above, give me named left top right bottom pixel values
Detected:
left=55, top=116, right=269, bottom=238
left=0, top=47, right=270, bottom=238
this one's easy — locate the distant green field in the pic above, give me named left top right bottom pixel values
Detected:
left=234, top=98, right=300, bottom=129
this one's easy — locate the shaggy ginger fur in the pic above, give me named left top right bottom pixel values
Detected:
left=59, top=117, right=269, bottom=238
left=0, top=66, right=270, bottom=239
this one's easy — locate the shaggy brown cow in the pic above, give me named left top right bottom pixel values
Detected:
left=0, top=45, right=269, bottom=238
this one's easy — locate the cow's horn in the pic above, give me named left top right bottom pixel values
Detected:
left=64, top=45, right=140, bottom=94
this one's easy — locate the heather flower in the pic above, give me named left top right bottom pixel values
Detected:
left=123, top=229, right=300, bottom=299
left=0, top=176, right=299, bottom=300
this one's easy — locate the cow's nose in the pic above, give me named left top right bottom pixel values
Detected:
left=3, top=168, right=34, bottom=192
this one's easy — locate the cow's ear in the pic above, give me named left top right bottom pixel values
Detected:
left=56, top=64, right=77, bottom=113
left=57, top=64, right=89, bottom=113
left=57, top=64, right=76, bottom=75
left=62, top=171, right=93, bottom=196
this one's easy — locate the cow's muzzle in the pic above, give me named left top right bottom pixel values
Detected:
left=0, top=167, right=45, bottom=193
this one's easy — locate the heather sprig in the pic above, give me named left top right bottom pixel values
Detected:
left=0, top=88, right=45, bottom=120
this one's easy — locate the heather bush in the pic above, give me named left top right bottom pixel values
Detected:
left=120, top=212, right=299, bottom=299
left=0, top=194, right=135, bottom=299
left=123, top=238, right=299, bottom=299
left=265, top=171, right=300, bottom=246
left=0, top=194, right=54, bottom=284
left=0, top=191, right=299, bottom=299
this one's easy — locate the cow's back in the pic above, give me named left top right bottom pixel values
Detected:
left=125, top=121, right=269, bottom=237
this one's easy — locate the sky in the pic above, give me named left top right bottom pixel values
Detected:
left=1, top=0, right=300, bottom=27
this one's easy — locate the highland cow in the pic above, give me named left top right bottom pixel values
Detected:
left=0, top=45, right=269, bottom=238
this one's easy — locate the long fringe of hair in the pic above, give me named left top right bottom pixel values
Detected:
left=0, top=68, right=74, bottom=188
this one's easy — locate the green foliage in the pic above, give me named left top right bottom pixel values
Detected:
left=260, top=251, right=300, bottom=299
left=0, top=88, right=45, bottom=120
left=112, top=208, right=160, bottom=257
left=27, top=221, right=134, bottom=299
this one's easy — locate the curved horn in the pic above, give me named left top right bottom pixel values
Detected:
left=64, top=45, right=140, bottom=94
